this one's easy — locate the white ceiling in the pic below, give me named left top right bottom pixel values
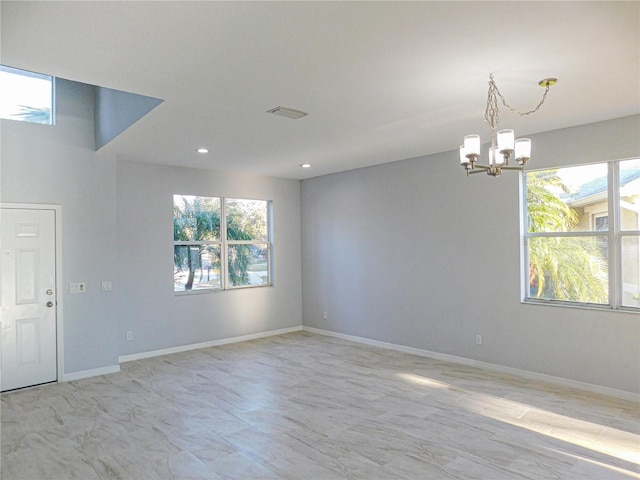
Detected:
left=2, top=1, right=638, bottom=179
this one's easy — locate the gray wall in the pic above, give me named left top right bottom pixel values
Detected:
left=116, top=160, right=302, bottom=355
left=94, top=86, right=163, bottom=150
left=301, top=115, right=640, bottom=395
left=1, top=77, right=303, bottom=375
left=1, top=79, right=119, bottom=374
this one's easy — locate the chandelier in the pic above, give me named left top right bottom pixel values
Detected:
left=460, top=74, right=557, bottom=176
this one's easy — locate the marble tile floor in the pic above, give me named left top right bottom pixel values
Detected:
left=1, top=331, right=639, bottom=480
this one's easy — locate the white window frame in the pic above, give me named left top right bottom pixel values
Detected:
left=522, top=159, right=640, bottom=312
left=174, top=195, right=273, bottom=294
left=223, top=198, right=273, bottom=290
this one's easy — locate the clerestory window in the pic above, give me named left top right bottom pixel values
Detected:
left=0, top=65, right=54, bottom=125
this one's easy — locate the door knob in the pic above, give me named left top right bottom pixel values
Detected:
left=46, top=301, right=54, bottom=308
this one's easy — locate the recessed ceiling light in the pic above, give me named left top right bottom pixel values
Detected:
left=268, top=106, right=309, bottom=120
left=300, top=163, right=311, bottom=168
left=196, top=147, right=209, bottom=154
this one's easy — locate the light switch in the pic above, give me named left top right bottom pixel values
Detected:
left=101, top=281, right=112, bottom=291
left=69, top=283, right=85, bottom=294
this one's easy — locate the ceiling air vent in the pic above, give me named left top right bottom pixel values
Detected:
left=267, top=106, right=309, bottom=120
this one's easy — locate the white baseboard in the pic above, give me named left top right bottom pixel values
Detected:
left=63, top=326, right=637, bottom=403
left=119, top=326, right=303, bottom=363
left=302, top=326, right=639, bottom=403
left=63, top=364, right=121, bottom=382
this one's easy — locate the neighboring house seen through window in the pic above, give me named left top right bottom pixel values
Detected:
left=524, top=159, right=640, bottom=309
left=173, top=195, right=272, bottom=293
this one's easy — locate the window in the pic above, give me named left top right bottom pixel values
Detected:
left=524, top=159, right=640, bottom=310
left=0, top=65, right=54, bottom=124
left=225, top=198, right=271, bottom=288
left=173, top=195, right=272, bottom=293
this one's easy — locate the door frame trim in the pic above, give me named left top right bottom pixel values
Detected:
left=1, top=203, right=64, bottom=384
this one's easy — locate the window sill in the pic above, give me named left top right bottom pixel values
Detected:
left=175, top=288, right=223, bottom=296
left=522, top=298, right=639, bottom=314
left=175, top=284, right=273, bottom=296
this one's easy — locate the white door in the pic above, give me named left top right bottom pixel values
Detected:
left=1, top=208, right=57, bottom=391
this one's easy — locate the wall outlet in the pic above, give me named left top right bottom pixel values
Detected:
left=126, top=331, right=133, bottom=341
left=101, top=281, right=112, bottom=291
left=69, top=282, right=85, bottom=294
left=323, top=311, right=328, bottom=320
left=476, top=334, right=482, bottom=345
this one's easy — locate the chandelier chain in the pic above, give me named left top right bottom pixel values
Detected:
left=486, top=74, right=553, bottom=126
left=484, top=79, right=500, bottom=129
